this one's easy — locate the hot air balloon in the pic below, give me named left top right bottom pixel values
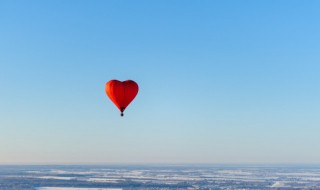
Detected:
left=105, top=80, right=139, bottom=116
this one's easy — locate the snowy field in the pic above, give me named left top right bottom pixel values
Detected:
left=1, top=165, right=320, bottom=189
left=37, top=188, right=122, bottom=190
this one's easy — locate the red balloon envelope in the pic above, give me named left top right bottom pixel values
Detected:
left=105, top=80, right=139, bottom=116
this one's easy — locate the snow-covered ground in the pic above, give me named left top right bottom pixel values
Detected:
left=1, top=165, right=320, bottom=189
left=37, top=188, right=122, bottom=190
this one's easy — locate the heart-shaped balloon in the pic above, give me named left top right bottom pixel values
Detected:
left=105, top=80, right=139, bottom=116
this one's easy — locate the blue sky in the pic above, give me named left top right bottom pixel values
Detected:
left=0, top=0, right=320, bottom=164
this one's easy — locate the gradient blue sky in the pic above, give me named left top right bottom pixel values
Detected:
left=0, top=0, right=320, bottom=164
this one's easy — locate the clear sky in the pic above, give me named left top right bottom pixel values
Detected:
left=0, top=0, right=320, bottom=164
